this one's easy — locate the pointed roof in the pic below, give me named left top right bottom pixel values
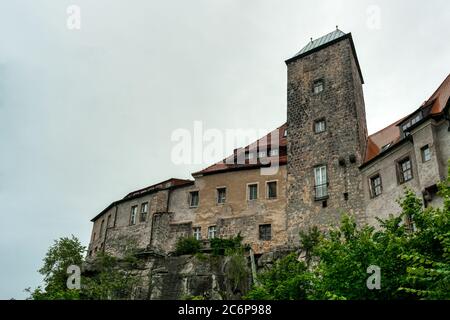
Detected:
left=285, top=28, right=364, bottom=83
left=293, top=29, right=346, bottom=58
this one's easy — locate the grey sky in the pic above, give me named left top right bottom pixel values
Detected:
left=0, top=0, right=449, bottom=299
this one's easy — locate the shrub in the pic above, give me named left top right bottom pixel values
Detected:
left=175, top=237, right=201, bottom=255
left=210, top=234, right=244, bottom=256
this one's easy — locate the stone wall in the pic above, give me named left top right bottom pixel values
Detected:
left=286, top=37, right=367, bottom=244
left=188, top=166, right=288, bottom=254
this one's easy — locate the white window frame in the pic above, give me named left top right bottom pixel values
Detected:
left=130, top=205, right=138, bottom=225
left=314, top=165, right=328, bottom=199
left=193, top=227, right=202, bottom=240
left=208, top=226, right=217, bottom=239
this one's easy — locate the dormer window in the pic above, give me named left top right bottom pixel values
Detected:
left=269, top=149, right=279, bottom=157
left=380, top=142, right=392, bottom=153
left=313, top=80, right=324, bottom=94
left=245, top=152, right=254, bottom=160
left=401, top=112, right=423, bottom=136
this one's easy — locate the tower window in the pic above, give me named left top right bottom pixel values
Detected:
left=370, top=174, right=382, bottom=198
left=314, top=165, right=328, bottom=200
left=189, top=191, right=199, bottom=207
left=397, top=157, right=413, bottom=184
left=421, top=145, right=431, bottom=162
left=313, top=80, right=324, bottom=94
left=217, top=187, right=226, bottom=204
left=259, top=224, right=272, bottom=241
left=314, top=119, right=326, bottom=133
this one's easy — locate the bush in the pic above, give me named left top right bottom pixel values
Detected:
left=210, top=234, right=244, bottom=256
left=175, top=237, right=201, bottom=255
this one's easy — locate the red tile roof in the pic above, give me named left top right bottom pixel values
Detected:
left=192, top=123, right=287, bottom=176
left=364, top=73, right=450, bottom=163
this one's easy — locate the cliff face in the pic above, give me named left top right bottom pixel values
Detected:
left=83, top=249, right=293, bottom=300
left=144, top=255, right=249, bottom=300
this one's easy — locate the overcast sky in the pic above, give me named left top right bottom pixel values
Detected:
left=0, top=0, right=449, bottom=299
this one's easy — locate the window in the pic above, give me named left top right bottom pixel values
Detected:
left=421, top=145, right=431, bottom=162
left=189, top=191, right=199, bottom=207
left=314, top=119, right=326, bottom=133
left=398, top=157, right=413, bottom=183
left=93, top=232, right=96, bottom=241
left=258, top=151, right=267, bottom=158
left=370, top=174, right=382, bottom=198
left=130, top=206, right=137, bottom=225
left=259, top=224, right=272, bottom=241
left=313, top=80, right=324, bottom=94
left=401, top=112, right=423, bottom=136
left=245, top=152, right=254, bottom=160
left=100, top=220, right=105, bottom=237
left=208, top=226, right=217, bottom=239
left=267, top=181, right=277, bottom=199
left=107, top=215, right=111, bottom=229
left=380, top=142, right=392, bottom=152
left=140, top=202, right=148, bottom=222
left=217, top=187, right=226, bottom=204
left=269, top=149, right=279, bottom=157
left=283, top=129, right=287, bottom=137
left=248, top=184, right=258, bottom=200
left=193, top=227, right=201, bottom=240
left=314, top=165, right=328, bottom=200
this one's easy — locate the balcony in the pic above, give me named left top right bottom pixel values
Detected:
left=314, top=183, right=329, bottom=201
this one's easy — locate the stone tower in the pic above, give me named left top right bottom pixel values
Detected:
left=286, top=29, right=368, bottom=244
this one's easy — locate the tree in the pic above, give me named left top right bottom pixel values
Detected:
left=27, top=235, right=139, bottom=300
left=246, top=161, right=450, bottom=300
left=26, top=235, right=85, bottom=299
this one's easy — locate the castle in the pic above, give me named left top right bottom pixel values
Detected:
left=87, top=29, right=450, bottom=259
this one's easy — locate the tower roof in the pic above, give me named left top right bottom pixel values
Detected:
left=293, top=29, right=346, bottom=58
left=285, top=28, right=364, bottom=84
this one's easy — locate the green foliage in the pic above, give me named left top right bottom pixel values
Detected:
left=225, top=248, right=250, bottom=291
left=182, top=294, right=206, bottom=300
left=247, top=161, right=450, bottom=300
left=26, top=235, right=85, bottom=300
left=27, top=236, right=139, bottom=300
left=245, top=253, right=313, bottom=300
left=210, top=234, right=244, bottom=256
left=175, top=237, right=201, bottom=255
